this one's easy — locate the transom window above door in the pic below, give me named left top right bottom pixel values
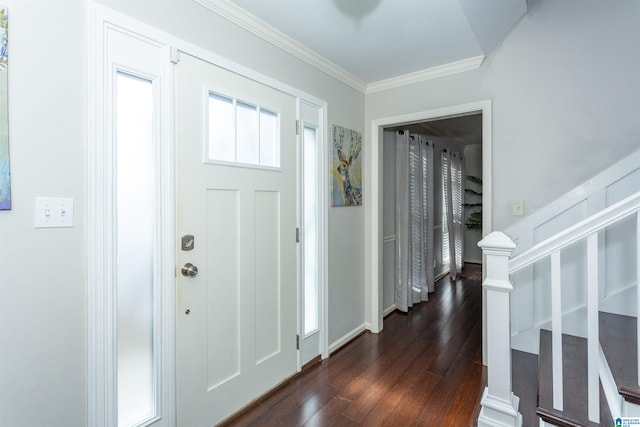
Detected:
left=207, top=92, right=280, bottom=168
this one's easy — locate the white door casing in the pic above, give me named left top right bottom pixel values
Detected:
left=175, top=52, right=298, bottom=426
left=366, top=101, right=492, bottom=362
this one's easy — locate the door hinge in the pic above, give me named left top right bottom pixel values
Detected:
left=296, top=120, right=299, bottom=135
left=296, top=334, right=300, bottom=350
left=296, top=227, right=300, bottom=243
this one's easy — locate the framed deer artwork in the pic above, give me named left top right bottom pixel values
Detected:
left=331, top=124, right=362, bottom=207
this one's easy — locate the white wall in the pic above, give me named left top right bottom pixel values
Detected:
left=366, top=0, right=640, bottom=232
left=0, top=2, right=87, bottom=426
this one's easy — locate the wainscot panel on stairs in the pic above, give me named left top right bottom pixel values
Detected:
left=506, top=148, right=640, bottom=343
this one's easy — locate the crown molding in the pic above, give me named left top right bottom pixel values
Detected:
left=194, top=0, right=367, bottom=93
left=365, top=55, right=485, bottom=94
left=193, top=0, right=485, bottom=95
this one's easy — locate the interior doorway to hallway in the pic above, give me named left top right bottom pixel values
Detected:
left=365, top=100, right=492, bottom=362
left=381, top=113, right=484, bottom=316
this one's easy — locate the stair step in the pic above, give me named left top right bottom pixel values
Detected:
left=538, top=329, right=612, bottom=426
left=512, top=349, right=539, bottom=427
left=599, top=311, right=640, bottom=403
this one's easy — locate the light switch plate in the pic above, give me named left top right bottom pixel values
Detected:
left=34, top=197, right=74, bottom=228
left=512, top=200, right=524, bottom=216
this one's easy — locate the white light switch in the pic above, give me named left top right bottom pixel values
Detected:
left=34, top=197, right=74, bottom=228
left=512, top=200, right=524, bottom=216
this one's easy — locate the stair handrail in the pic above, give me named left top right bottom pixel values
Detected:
left=478, top=189, right=640, bottom=426
left=509, top=190, right=640, bottom=274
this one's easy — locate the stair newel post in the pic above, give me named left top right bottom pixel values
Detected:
left=477, top=232, right=522, bottom=427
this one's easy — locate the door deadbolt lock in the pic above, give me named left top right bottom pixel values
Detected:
left=181, top=263, right=198, bottom=277
left=181, top=235, right=195, bottom=251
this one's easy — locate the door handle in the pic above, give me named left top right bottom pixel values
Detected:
left=181, top=263, right=198, bottom=277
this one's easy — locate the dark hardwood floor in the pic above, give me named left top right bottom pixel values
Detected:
left=222, top=264, right=485, bottom=426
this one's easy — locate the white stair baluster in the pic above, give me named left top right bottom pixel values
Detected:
left=551, top=250, right=563, bottom=411
left=586, top=233, right=599, bottom=422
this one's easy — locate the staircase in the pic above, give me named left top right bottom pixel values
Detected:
left=478, top=190, right=640, bottom=427
left=513, top=331, right=613, bottom=427
left=511, top=312, right=640, bottom=426
left=600, top=312, right=640, bottom=417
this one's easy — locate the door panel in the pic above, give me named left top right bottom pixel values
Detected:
left=255, top=190, right=281, bottom=363
left=205, top=189, right=240, bottom=389
left=176, top=53, right=297, bottom=426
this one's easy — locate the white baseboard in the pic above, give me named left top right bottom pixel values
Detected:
left=329, top=323, right=367, bottom=354
left=464, top=259, right=483, bottom=265
left=383, top=304, right=397, bottom=317
left=435, top=270, right=449, bottom=282
left=599, top=282, right=637, bottom=317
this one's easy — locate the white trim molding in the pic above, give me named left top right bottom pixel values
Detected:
left=366, top=56, right=485, bottom=94
left=329, top=323, right=368, bottom=355
left=194, top=0, right=367, bottom=93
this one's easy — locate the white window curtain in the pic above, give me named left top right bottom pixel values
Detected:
left=395, top=131, right=434, bottom=312
left=442, top=150, right=464, bottom=279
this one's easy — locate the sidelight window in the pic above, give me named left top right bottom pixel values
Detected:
left=115, top=71, right=156, bottom=427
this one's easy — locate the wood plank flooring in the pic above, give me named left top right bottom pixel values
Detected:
left=222, top=264, right=485, bottom=426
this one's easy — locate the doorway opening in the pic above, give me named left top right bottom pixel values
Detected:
left=381, top=113, right=484, bottom=315
left=366, top=100, right=492, bottom=361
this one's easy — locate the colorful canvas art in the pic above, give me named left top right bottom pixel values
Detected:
left=0, top=7, right=9, bottom=210
left=331, top=125, right=362, bottom=207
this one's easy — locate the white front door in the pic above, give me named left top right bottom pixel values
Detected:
left=175, top=52, right=298, bottom=426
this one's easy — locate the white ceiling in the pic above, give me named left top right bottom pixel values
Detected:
left=226, top=0, right=527, bottom=85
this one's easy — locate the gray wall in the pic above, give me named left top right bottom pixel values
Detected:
left=366, top=0, right=640, bottom=231
left=0, top=2, right=87, bottom=426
